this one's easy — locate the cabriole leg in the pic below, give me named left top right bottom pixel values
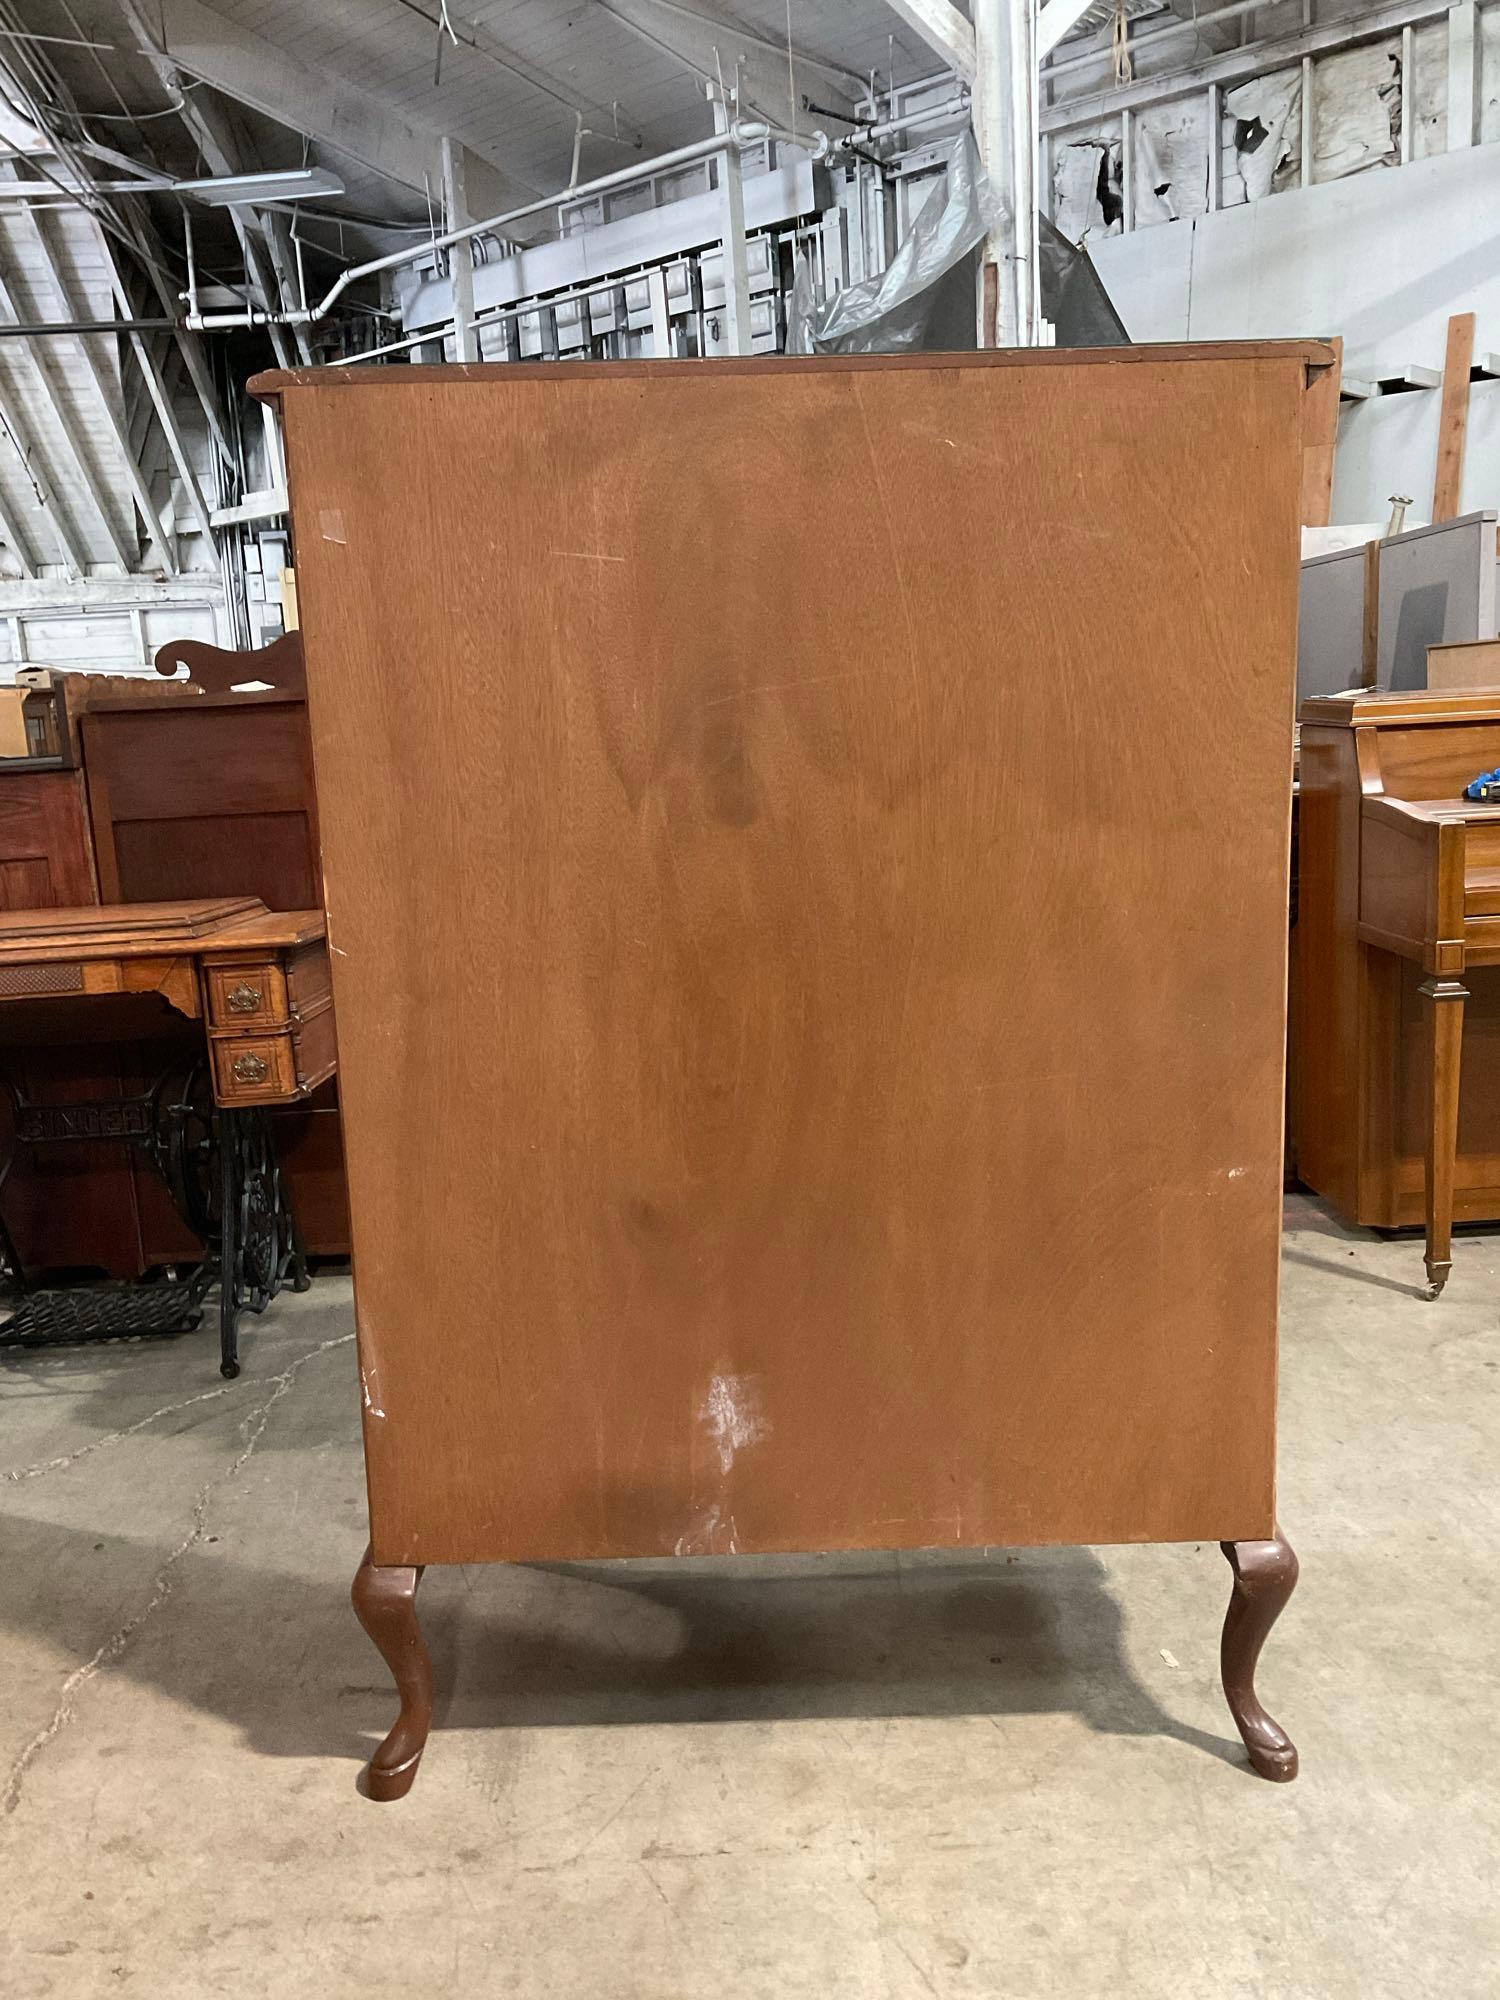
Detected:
left=351, top=1545, right=432, bottom=1800
left=1219, top=1529, right=1299, bottom=1782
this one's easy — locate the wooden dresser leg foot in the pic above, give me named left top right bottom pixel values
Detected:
left=351, top=1545, right=432, bottom=1800
left=1219, top=1529, right=1299, bottom=1782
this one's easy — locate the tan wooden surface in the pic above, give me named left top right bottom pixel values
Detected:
left=1300, top=333, right=1342, bottom=527
left=1433, top=311, right=1476, bottom=523
left=265, top=350, right=1311, bottom=1568
left=1427, top=637, right=1500, bottom=690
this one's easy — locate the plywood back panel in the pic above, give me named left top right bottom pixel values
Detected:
left=269, top=352, right=1310, bottom=1567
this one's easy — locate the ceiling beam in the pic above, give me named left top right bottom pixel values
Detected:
left=108, top=0, right=539, bottom=208
left=882, top=2, right=977, bottom=82
left=1038, top=0, right=1105, bottom=60
left=0, top=252, right=136, bottom=572
left=392, top=0, right=646, bottom=152
left=7, top=189, right=179, bottom=573
left=594, top=0, right=867, bottom=128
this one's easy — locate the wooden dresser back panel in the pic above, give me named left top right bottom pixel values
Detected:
left=279, top=355, right=1306, bottom=1567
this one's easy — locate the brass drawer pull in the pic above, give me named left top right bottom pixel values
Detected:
left=232, top=1052, right=270, bottom=1085
left=227, top=980, right=264, bottom=1014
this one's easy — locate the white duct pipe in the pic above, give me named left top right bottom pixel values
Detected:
left=972, top=0, right=1039, bottom=345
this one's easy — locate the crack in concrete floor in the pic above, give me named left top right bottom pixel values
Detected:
left=2, top=1380, right=240, bottom=1486
left=1, top=1331, right=353, bottom=1815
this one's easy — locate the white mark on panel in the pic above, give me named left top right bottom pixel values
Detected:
left=699, top=1373, right=769, bottom=1475
left=360, top=1364, right=386, bottom=1420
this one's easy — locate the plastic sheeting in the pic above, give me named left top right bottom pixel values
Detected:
left=787, top=131, right=995, bottom=356
left=788, top=129, right=1127, bottom=355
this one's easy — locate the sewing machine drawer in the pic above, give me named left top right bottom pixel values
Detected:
left=205, top=961, right=289, bottom=1029
left=211, top=1031, right=299, bottom=1103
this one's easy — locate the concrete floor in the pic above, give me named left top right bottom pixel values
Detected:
left=0, top=1192, right=1495, bottom=1999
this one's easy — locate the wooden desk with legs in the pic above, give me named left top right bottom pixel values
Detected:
left=259, top=343, right=1327, bottom=1800
left=1298, top=691, right=1500, bottom=1294
left=0, top=898, right=333, bottom=1372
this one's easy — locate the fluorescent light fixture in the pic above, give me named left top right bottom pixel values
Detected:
left=176, top=167, right=346, bottom=206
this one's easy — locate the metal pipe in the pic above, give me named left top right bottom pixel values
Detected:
left=184, top=122, right=785, bottom=333
left=0, top=316, right=176, bottom=334
left=831, top=94, right=970, bottom=152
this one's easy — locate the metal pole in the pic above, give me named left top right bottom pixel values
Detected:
left=971, top=0, right=1010, bottom=345
left=972, top=0, right=1038, bottom=345
left=0, top=316, right=176, bottom=334
left=440, top=137, right=478, bottom=363
left=717, top=144, right=753, bottom=356
left=1009, top=0, right=1039, bottom=342
left=646, top=267, right=671, bottom=357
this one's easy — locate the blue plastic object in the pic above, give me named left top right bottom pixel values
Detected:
left=1465, top=767, right=1500, bottom=801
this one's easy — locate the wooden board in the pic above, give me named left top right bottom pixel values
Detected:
left=1427, top=638, right=1500, bottom=690
left=1300, top=333, right=1342, bottom=528
left=0, top=896, right=261, bottom=952
left=266, top=350, right=1311, bottom=1568
left=1433, top=311, right=1476, bottom=523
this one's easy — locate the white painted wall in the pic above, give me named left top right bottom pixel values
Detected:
left=1087, top=139, right=1500, bottom=522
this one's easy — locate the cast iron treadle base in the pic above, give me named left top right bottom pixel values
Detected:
left=0, top=1279, right=207, bottom=1348
left=0, top=1062, right=308, bottom=1380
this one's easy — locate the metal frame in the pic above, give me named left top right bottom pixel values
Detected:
left=1042, top=0, right=1462, bottom=130
left=0, top=1059, right=308, bottom=1378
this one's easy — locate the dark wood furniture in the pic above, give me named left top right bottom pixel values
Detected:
left=1297, top=689, right=1500, bottom=1293
left=0, top=653, right=350, bottom=1286
left=261, top=343, right=1326, bottom=1798
left=51, top=669, right=347, bottom=1265
left=82, top=690, right=321, bottom=910
left=153, top=630, right=308, bottom=696
left=0, top=897, right=332, bottom=1373
left=0, top=763, right=97, bottom=910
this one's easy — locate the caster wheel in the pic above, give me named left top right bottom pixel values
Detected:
left=220, top=1359, right=241, bottom=1379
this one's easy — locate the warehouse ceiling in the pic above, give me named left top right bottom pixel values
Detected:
left=9, top=0, right=953, bottom=247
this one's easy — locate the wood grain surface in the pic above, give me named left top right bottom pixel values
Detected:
left=270, top=351, right=1309, bottom=1566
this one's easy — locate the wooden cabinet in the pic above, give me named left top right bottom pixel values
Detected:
left=0, top=766, right=97, bottom=910
left=1296, top=690, right=1500, bottom=1290
left=81, top=692, right=321, bottom=910
left=261, top=344, right=1326, bottom=1797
